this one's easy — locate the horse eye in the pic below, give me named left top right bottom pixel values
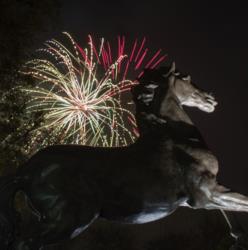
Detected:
left=182, top=76, right=189, bottom=81
left=180, top=74, right=191, bottom=82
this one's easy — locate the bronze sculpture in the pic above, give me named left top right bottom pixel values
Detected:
left=0, top=62, right=247, bottom=249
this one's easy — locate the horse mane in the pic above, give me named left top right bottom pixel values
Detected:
left=131, top=66, right=172, bottom=136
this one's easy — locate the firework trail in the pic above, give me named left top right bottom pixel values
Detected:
left=20, top=32, right=166, bottom=149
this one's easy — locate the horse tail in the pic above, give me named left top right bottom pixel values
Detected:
left=0, top=175, right=22, bottom=250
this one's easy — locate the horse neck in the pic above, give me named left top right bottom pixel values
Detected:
left=160, top=90, right=206, bottom=144
left=161, top=90, right=193, bottom=125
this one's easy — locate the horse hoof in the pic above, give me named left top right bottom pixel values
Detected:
left=230, top=246, right=247, bottom=250
left=14, top=239, right=43, bottom=250
left=230, top=237, right=248, bottom=250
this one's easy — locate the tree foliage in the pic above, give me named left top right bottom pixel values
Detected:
left=0, top=0, right=61, bottom=174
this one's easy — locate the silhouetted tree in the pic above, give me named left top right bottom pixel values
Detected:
left=0, top=0, right=62, bottom=174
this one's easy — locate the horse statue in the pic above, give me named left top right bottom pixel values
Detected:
left=0, top=62, right=247, bottom=250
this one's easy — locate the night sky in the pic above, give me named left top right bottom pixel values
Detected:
left=60, top=0, right=248, bottom=194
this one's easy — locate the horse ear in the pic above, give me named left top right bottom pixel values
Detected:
left=170, top=62, right=176, bottom=73
left=163, top=62, right=176, bottom=78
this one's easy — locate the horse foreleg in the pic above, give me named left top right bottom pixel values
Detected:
left=220, top=210, right=248, bottom=250
left=220, top=210, right=243, bottom=239
left=188, top=183, right=248, bottom=249
left=190, top=183, right=248, bottom=212
left=208, top=188, right=248, bottom=212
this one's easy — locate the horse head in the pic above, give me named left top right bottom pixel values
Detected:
left=165, top=62, right=218, bottom=113
left=132, top=62, right=218, bottom=132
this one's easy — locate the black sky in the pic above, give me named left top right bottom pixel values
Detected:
left=59, top=0, right=248, bottom=194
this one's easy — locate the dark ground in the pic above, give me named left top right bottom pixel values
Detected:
left=1, top=0, right=248, bottom=249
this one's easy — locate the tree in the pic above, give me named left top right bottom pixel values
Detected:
left=0, top=0, right=62, bottom=174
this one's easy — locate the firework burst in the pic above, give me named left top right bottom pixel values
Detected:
left=20, top=32, right=166, bottom=148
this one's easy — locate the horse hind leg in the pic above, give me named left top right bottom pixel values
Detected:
left=0, top=175, right=22, bottom=250
left=15, top=213, right=99, bottom=250
left=15, top=189, right=101, bottom=250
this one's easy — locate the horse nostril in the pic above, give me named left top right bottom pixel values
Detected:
left=205, top=96, right=217, bottom=106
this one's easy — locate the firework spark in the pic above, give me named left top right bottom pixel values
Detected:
left=20, top=32, right=166, bottom=148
